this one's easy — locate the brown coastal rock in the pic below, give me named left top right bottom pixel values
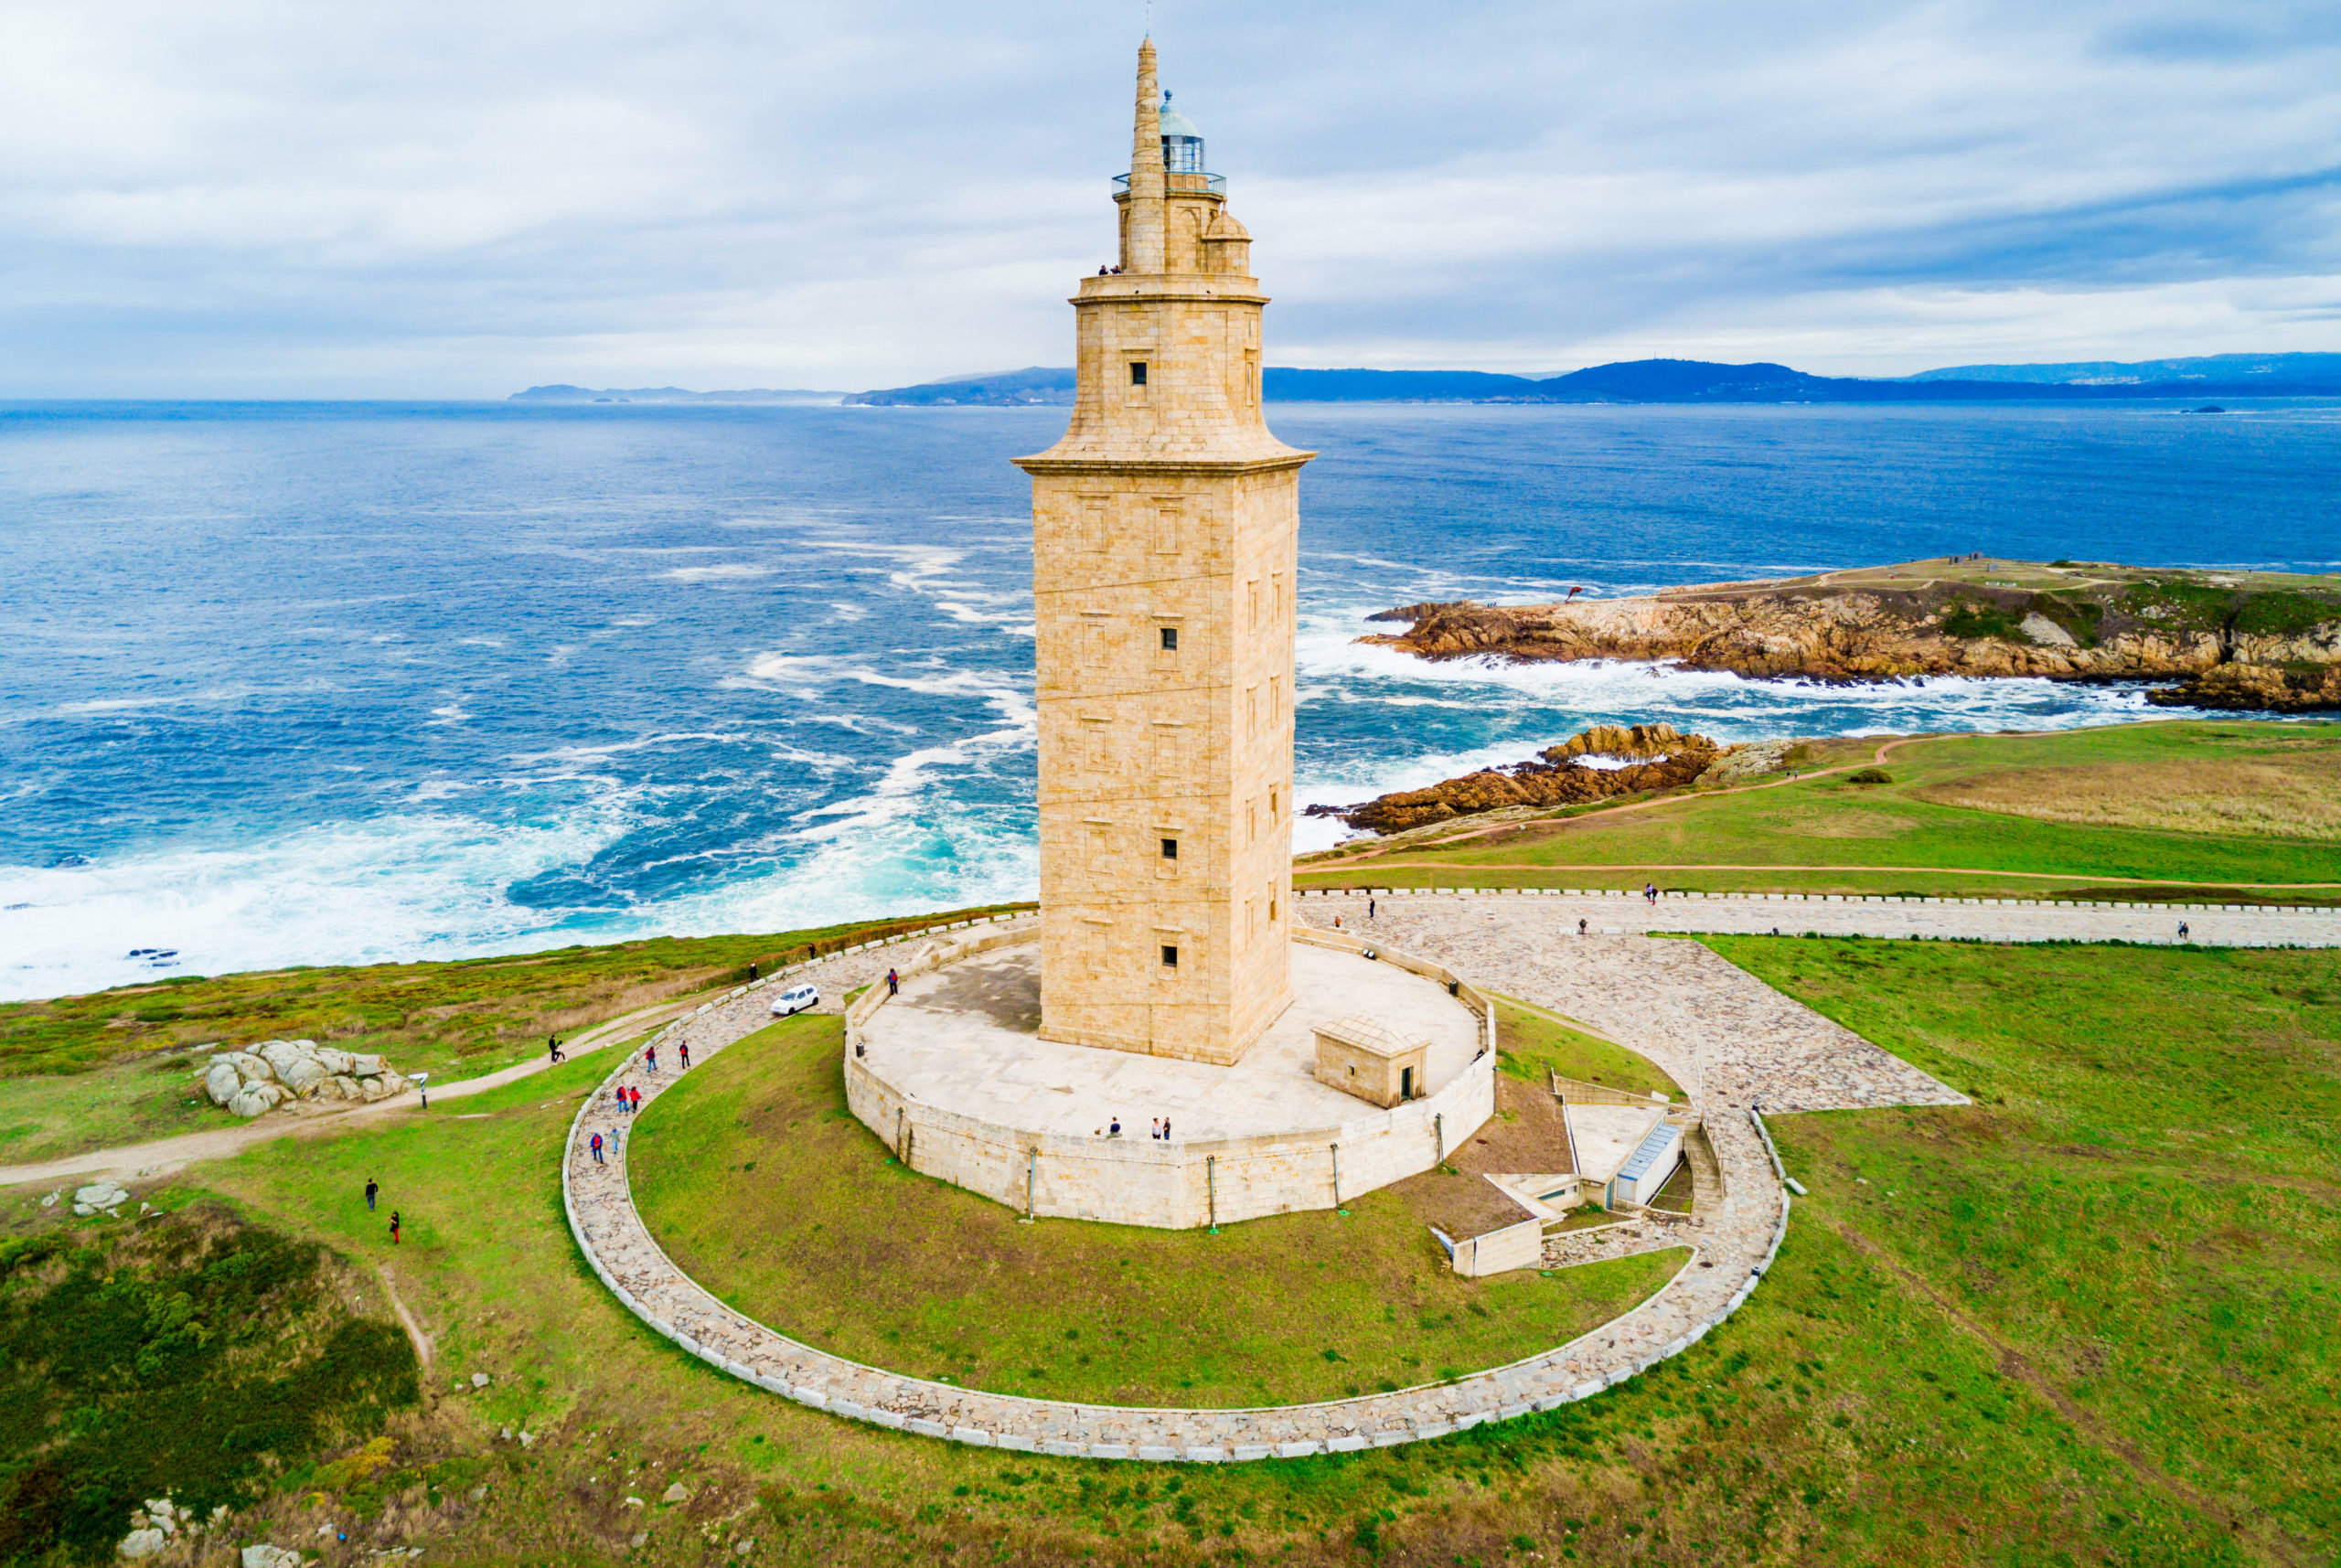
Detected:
left=1312, top=726, right=1721, bottom=834
left=1362, top=559, right=2341, bottom=709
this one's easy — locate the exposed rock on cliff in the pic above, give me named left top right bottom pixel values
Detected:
left=1310, top=724, right=1720, bottom=834
left=1363, top=560, right=2341, bottom=710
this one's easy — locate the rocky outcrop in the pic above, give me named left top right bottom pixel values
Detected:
left=2151, top=661, right=2341, bottom=712
left=202, top=1039, right=408, bottom=1117
left=1364, top=561, right=2341, bottom=710
left=1310, top=724, right=1720, bottom=834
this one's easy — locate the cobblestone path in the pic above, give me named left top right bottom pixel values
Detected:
left=1298, top=885, right=2338, bottom=948
left=561, top=901, right=1977, bottom=1460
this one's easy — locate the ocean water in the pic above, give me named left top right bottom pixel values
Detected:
left=4, top=399, right=2336, bottom=1001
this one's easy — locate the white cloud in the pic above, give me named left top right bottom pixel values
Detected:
left=1, top=0, right=2336, bottom=393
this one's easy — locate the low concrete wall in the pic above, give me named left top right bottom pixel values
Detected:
left=844, top=930, right=1499, bottom=1230
left=1452, top=1214, right=1545, bottom=1277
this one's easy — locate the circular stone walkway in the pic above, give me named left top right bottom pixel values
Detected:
left=561, top=901, right=1973, bottom=1460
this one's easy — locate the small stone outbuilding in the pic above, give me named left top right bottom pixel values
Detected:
left=1312, top=1014, right=1429, bottom=1108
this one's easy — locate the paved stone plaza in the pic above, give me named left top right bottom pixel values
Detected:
left=558, top=895, right=2011, bottom=1459
left=1298, top=885, right=2341, bottom=949
left=561, top=893, right=2327, bottom=1457
left=859, top=938, right=1480, bottom=1142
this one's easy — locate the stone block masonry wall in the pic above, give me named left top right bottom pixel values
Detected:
left=561, top=897, right=1962, bottom=1460
left=841, top=927, right=1497, bottom=1229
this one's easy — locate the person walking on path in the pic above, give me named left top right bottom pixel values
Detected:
left=389, top=1211, right=401, bottom=1245
left=629, top=1085, right=642, bottom=1114
left=679, top=1040, right=691, bottom=1070
left=1644, top=881, right=1658, bottom=906
left=2178, top=921, right=2191, bottom=940
left=1577, top=918, right=1588, bottom=936
left=365, top=1177, right=379, bottom=1211
left=591, top=1132, right=604, bottom=1164
left=1150, top=1118, right=1162, bottom=1140
left=1368, top=897, right=1376, bottom=921
left=886, top=967, right=899, bottom=997
left=1162, top=1116, right=1171, bottom=1140
left=645, top=1044, right=658, bottom=1074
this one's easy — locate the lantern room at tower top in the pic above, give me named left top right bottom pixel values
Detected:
left=1115, top=89, right=1224, bottom=196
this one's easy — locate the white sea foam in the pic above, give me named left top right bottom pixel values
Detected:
left=661, top=563, right=773, bottom=582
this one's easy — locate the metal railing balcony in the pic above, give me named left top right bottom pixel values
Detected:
left=1112, top=171, right=1227, bottom=197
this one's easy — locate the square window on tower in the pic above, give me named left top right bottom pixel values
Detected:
left=1159, top=625, right=1179, bottom=653
left=1129, top=361, right=1149, bottom=386
left=1160, top=837, right=1179, bottom=860
left=1160, top=944, right=1179, bottom=969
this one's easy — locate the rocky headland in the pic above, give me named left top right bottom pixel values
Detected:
left=1310, top=722, right=1728, bottom=834
left=1363, top=559, right=2341, bottom=712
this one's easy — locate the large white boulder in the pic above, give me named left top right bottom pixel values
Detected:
left=205, top=1061, right=243, bottom=1105
left=277, top=1055, right=328, bottom=1097
left=241, top=1546, right=301, bottom=1568
left=228, top=1084, right=283, bottom=1119
left=255, top=1040, right=308, bottom=1080
left=218, top=1051, right=274, bottom=1085
left=76, top=1182, right=128, bottom=1211
left=315, top=1047, right=356, bottom=1075
left=118, top=1528, right=166, bottom=1559
left=350, top=1052, right=386, bottom=1077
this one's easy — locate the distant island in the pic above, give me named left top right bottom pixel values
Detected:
left=508, top=385, right=843, bottom=404
left=1365, top=557, right=2341, bottom=714
left=836, top=351, right=2341, bottom=407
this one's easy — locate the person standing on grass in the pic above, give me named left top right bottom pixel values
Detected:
left=365, top=1177, right=379, bottom=1211
left=390, top=1211, right=401, bottom=1245
left=591, top=1132, right=604, bottom=1164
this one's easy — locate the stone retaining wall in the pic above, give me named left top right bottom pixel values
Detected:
left=840, top=926, right=1498, bottom=1229
left=559, top=905, right=1840, bottom=1461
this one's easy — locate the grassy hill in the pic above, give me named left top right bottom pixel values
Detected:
left=5, top=937, right=2332, bottom=1564
left=1299, top=720, right=2341, bottom=900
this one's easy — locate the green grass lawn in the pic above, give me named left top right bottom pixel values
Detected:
left=1298, top=720, right=2341, bottom=897
left=629, top=1013, right=1684, bottom=1408
left=1713, top=935, right=2341, bottom=1560
left=0, top=903, right=1029, bottom=1168
left=1492, top=997, right=1681, bottom=1100
left=5, top=935, right=2334, bottom=1564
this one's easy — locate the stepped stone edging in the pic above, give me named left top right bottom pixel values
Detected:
left=559, top=898, right=1961, bottom=1460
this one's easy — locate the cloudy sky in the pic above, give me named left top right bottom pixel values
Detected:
left=4, top=0, right=2337, bottom=395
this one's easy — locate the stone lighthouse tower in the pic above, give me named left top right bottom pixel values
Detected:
left=1015, top=39, right=1312, bottom=1067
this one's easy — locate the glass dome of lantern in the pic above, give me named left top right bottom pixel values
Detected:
left=1159, top=91, right=1205, bottom=174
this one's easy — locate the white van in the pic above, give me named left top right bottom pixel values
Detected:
left=769, top=982, right=819, bottom=1018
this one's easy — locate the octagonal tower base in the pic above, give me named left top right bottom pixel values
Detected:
left=844, top=927, right=1493, bottom=1229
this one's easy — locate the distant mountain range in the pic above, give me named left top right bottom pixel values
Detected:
left=835, top=352, right=2341, bottom=406
left=508, top=384, right=842, bottom=403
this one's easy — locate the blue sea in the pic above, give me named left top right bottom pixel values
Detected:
left=4, top=399, right=2336, bottom=1001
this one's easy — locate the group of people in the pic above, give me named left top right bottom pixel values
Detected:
left=1093, top=1115, right=1174, bottom=1140
left=366, top=1176, right=402, bottom=1244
